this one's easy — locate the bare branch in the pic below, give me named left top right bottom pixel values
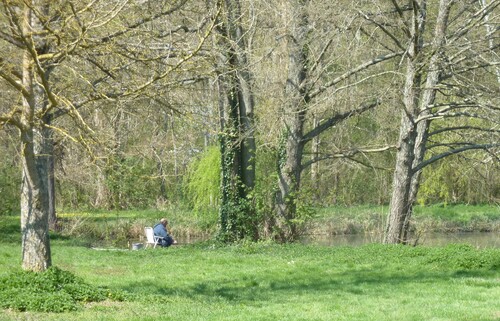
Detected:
left=309, top=51, right=403, bottom=99
left=358, top=10, right=405, bottom=51
left=417, top=111, right=497, bottom=124
left=389, top=0, right=412, bottom=37
left=309, top=38, right=333, bottom=75
left=448, top=0, right=500, bottom=43
left=0, top=29, right=24, bottom=47
left=97, top=0, right=189, bottom=44
left=302, top=99, right=380, bottom=144
left=0, top=107, right=23, bottom=129
left=0, top=62, right=30, bottom=98
left=429, top=126, right=500, bottom=137
left=302, top=145, right=397, bottom=170
left=413, top=143, right=500, bottom=173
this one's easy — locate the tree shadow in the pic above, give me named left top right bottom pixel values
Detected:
left=119, top=267, right=490, bottom=304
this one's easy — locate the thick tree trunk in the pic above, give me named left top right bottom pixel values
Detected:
left=223, top=0, right=256, bottom=192
left=227, top=0, right=256, bottom=192
left=384, top=112, right=417, bottom=243
left=19, top=2, right=52, bottom=271
left=216, top=0, right=257, bottom=241
left=275, top=0, right=309, bottom=241
left=21, top=129, right=52, bottom=272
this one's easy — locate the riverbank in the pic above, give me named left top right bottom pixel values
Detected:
left=1, top=204, right=498, bottom=248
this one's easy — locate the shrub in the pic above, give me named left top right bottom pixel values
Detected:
left=0, top=267, right=126, bottom=312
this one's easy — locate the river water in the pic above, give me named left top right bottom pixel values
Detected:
left=301, top=232, right=500, bottom=248
left=130, top=232, right=498, bottom=249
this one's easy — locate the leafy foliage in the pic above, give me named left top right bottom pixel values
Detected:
left=0, top=267, right=126, bottom=312
left=183, top=146, right=221, bottom=212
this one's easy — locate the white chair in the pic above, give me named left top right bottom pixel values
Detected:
left=144, top=227, right=164, bottom=248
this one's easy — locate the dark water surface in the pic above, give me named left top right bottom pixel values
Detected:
left=301, top=232, right=499, bottom=248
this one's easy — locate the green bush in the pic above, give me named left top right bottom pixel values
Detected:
left=0, top=267, right=126, bottom=312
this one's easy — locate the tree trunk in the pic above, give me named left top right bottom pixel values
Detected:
left=402, top=0, right=452, bottom=242
left=20, top=4, right=52, bottom=270
left=311, top=115, right=320, bottom=200
left=42, top=115, right=57, bottom=230
left=20, top=129, right=52, bottom=272
left=275, top=0, right=309, bottom=241
left=385, top=0, right=452, bottom=244
left=215, top=0, right=257, bottom=241
left=384, top=112, right=417, bottom=243
left=384, top=1, right=425, bottom=244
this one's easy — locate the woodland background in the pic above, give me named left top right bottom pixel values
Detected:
left=0, top=0, right=499, bottom=267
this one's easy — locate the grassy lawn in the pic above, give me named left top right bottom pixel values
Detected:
left=0, top=237, right=499, bottom=320
left=0, top=206, right=499, bottom=321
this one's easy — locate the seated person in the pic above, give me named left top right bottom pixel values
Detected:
left=153, top=218, right=177, bottom=247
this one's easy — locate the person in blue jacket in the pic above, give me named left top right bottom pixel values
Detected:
left=153, top=218, right=177, bottom=247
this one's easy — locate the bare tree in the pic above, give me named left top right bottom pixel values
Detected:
left=383, top=0, right=500, bottom=244
left=273, top=0, right=400, bottom=241
left=0, top=0, right=213, bottom=270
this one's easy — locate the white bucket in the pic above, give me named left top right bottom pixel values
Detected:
left=132, top=243, right=143, bottom=250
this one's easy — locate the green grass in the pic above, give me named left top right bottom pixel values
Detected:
left=0, top=234, right=499, bottom=320
left=0, top=205, right=498, bottom=319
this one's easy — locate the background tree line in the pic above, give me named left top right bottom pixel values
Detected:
left=0, top=0, right=498, bottom=271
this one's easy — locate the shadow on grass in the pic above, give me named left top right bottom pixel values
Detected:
left=119, top=268, right=491, bottom=304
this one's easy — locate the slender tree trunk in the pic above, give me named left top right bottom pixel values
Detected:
left=384, top=1, right=426, bottom=244
left=275, top=0, right=309, bottom=241
left=402, top=0, right=452, bottom=242
left=311, top=115, right=320, bottom=200
left=42, top=115, right=57, bottom=230
left=385, top=0, right=452, bottom=244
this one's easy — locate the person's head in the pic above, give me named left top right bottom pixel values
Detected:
left=160, top=218, right=168, bottom=227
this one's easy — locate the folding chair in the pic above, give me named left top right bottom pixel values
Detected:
left=144, top=227, right=164, bottom=248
